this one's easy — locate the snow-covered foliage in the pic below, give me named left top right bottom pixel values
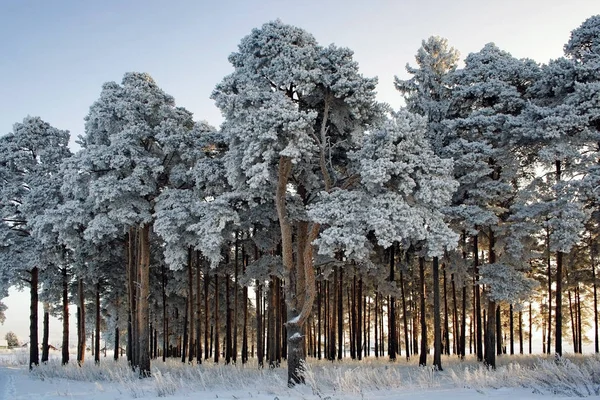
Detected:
left=0, top=117, right=71, bottom=281
left=310, top=110, right=458, bottom=259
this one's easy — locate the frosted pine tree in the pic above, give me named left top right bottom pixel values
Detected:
left=73, top=72, right=196, bottom=377
left=395, top=36, right=460, bottom=369
left=0, top=117, right=71, bottom=369
left=212, top=20, right=383, bottom=385
left=446, top=43, right=540, bottom=368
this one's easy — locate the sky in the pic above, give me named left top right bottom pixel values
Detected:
left=0, top=0, right=599, bottom=345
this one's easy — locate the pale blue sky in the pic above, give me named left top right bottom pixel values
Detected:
left=0, top=0, right=598, bottom=345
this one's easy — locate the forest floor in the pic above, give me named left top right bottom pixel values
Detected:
left=0, top=349, right=598, bottom=399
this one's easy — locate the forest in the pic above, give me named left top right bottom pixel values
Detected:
left=0, top=14, right=599, bottom=387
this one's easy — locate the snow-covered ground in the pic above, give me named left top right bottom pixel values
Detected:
left=0, top=349, right=598, bottom=399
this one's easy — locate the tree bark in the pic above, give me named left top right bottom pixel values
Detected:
left=27, top=267, right=39, bottom=370
left=188, top=248, right=194, bottom=363
left=214, top=272, right=219, bottom=363
left=433, top=257, right=442, bottom=371
left=474, top=234, right=483, bottom=362
left=389, top=245, right=397, bottom=361
left=195, top=252, right=202, bottom=364
left=77, top=277, right=85, bottom=365
left=443, top=264, right=450, bottom=355
left=419, top=257, right=427, bottom=366
left=593, top=250, right=599, bottom=354
left=400, top=270, right=410, bottom=360
left=555, top=250, right=563, bottom=357
left=62, top=267, right=69, bottom=365
left=95, top=283, right=101, bottom=364
left=137, top=224, right=151, bottom=377
left=41, top=304, right=49, bottom=363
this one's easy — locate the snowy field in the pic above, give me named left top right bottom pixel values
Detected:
left=1, top=350, right=599, bottom=399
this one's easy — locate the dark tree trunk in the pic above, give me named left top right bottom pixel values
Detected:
left=337, top=268, right=343, bottom=360
left=556, top=251, right=563, bottom=357
left=389, top=245, right=397, bottom=361
left=474, top=234, right=483, bottom=362
left=95, top=283, right=101, bottom=364
left=400, top=271, right=410, bottom=360
left=256, top=280, right=263, bottom=367
left=127, top=227, right=138, bottom=368
left=29, top=267, right=39, bottom=370
left=241, top=247, right=248, bottom=364
left=484, top=228, right=497, bottom=369
left=529, top=302, right=533, bottom=354
left=317, top=280, right=322, bottom=360
left=461, top=284, right=467, bottom=359
left=357, top=276, right=363, bottom=360
left=374, top=289, right=379, bottom=358
left=196, top=252, right=202, bottom=364
left=182, top=300, right=188, bottom=363
left=214, top=273, right=220, bottom=363
left=233, top=235, right=239, bottom=364
left=593, top=251, right=599, bottom=353
left=419, top=257, right=427, bottom=366
left=62, top=267, right=69, bottom=365
left=547, top=229, right=552, bottom=355
left=162, top=263, right=167, bottom=362
left=484, top=300, right=497, bottom=369
left=188, top=248, right=194, bottom=363
left=510, top=304, right=514, bottom=355
left=77, top=277, right=85, bottom=365
left=433, top=257, right=442, bottom=371
left=204, top=264, right=210, bottom=361
left=443, top=265, right=450, bottom=355
left=496, top=305, right=502, bottom=356
left=41, top=306, right=49, bottom=363
left=518, top=310, right=523, bottom=354
left=138, top=224, right=151, bottom=377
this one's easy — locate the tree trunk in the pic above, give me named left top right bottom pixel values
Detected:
left=127, top=227, right=138, bottom=368
left=443, top=265, right=450, bottom=355
left=188, top=248, right=194, bottom=363
left=529, top=303, right=533, bottom=354
left=204, top=264, right=210, bottom=361
left=461, top=284, right=467, bottom=359
left=77, top=276, right=85, bottom=365
left=182, top=300, right=188, bottom=363
left=419, top=257, right=427, bottom=366
left=484, top=228, right=497, bottom=369
left=474, top=234, right=483, bottom=362
left=547, top=228, right=552, bottom=355
left=496, top=305, right=502, bottom=355
left=374, top=289, right=379, bottom=358
left=555, top=159, right=563, bottom=357
left=162, top=263, right=167, bottom=362
left=29, top=267, right=39, bottom=370
left=518, top=310, right=523, bottom=354
left=509, top=304, right=514, bottom=355
left=233, top=235, right=239, bottom=364
left=576, top=287, right=583, bottom=353
left=241, top=246, right=248, bottom=364
left=317, top=280, right=322, bottom=360
left=337, top=267, right=343, bottom=360
left=593, top=250, right=599, bottom=354
left=357, top=276, right=363, bottom=360
left=555, top=250, right=563, bottom=357
left=214, top=272, right=220, bottom=363
left=256, top=280, right=263, bottom=367
left=41, top=304, right=49, bottom=363
left=62, top=267, right=69, bottom=365
left=400, top=271, right=410, bottom=360
left=95, top=283, right=101, bottom=364
left=137, top=224, right=151, bottom=377
left=433, top=257, right=442, bottom=371
left=389, top=245, right=397, bottom=361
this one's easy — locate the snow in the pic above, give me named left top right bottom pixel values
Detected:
left=0, top=349, right=596, bottom=399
